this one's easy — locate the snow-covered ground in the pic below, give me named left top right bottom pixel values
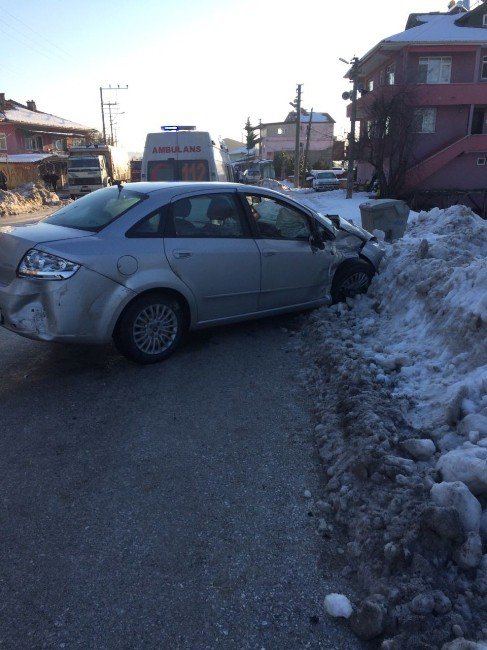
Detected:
left=286, top=189, right=487, bottom=649
left=3, top=183, right=487, bottom=648
left=0, top=182, right=64, bottom=217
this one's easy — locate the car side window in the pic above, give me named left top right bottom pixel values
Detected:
left=126, top=209, right=164, bottom=238
left=244, top=195, right=311, bottom=240
left=170, top=193, right=247, bottom=238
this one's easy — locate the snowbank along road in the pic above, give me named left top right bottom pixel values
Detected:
left=298, top=205, right=487, bottom=649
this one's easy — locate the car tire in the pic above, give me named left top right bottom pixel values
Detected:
left=331, top=259, right=375, bottom=303
left=114, top=293, right=185, bottom=364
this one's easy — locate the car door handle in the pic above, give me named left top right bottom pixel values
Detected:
left=173, top=250, right=193, bottom=259
left=262, top=249, right=277, bottom=257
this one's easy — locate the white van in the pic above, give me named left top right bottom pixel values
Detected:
left=141, top=127, right=233, bottom=183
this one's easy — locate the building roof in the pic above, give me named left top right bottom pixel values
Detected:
left=262, top=112, right=335, bottom=128
left=386, top=10, right=487, bottom=44
left=0, top=99, right=92, bottom=133
left=284, top=111, right=335, bottom=124
left=0, top=153, right=67, bottom=164
left=228, top=146, right=256, bottom=156
left=222, top=138, right=245, bottom=151
left=350, top=5, right=487, bottom=77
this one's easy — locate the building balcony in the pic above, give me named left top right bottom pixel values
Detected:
left=348, top=82, right=487, bottom=119
left=406, top=83, right=487, bottom=106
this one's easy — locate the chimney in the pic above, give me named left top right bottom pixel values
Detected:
left=26, top=100, right=37, bottom=112
left=0, top=93, right=5, bottom=111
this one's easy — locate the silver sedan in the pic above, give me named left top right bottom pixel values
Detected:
left=0, top=182, right=384, bottom=363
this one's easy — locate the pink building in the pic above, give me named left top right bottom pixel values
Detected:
left=349, top=1, right=487, bottom=211
left=0, top=93, right=92, bottom=189
left=260, top=110, right=335, bottom=167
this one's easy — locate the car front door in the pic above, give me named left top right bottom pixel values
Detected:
left=164, top=191, right=261, bottom=323
left=241, top=192, right=336, bottom=310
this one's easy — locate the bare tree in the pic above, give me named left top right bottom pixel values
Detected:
left=358, top=88, right=417, bottom=198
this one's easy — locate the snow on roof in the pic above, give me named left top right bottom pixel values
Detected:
left=299, top=112, right=333, bottom=123
left=229, top=146, right=256, bottom=155
left=0, top=153, right=66, bottom=164
left=1, top=101, right=92, bottom=132
left=384, top=11, right=487, bottom=44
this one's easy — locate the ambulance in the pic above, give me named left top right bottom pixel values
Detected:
left=141, top=126, right=234, bottom=183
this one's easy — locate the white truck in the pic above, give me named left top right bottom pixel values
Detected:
left=141, top=127, right=233, bottom=183
left=67, top=144, right=130, bottom=198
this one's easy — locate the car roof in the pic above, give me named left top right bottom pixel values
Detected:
left=125, top=181, right=240, bottom=194
left=122, top=181, right=319, bottom=214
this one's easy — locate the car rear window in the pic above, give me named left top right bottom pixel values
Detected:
left=44, top=187, right=147, bottom=232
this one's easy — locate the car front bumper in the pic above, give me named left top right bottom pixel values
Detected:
left=0, top=267, right=134, bottom=344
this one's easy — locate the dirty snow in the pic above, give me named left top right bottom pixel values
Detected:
left=325, top=593, right=354, bottom=619
left=0, top=182, right=65, bottom=217
left=290, top=197, right=487, bottom=649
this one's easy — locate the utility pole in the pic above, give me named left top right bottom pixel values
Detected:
left=303, top=107, right=313, bottom=182
left=293, top=84, right=302, bottom=188
left=346, top=58, right=359, bottom=199
left=106, top=101, right=118, bottom=145
left=99, top=84, right=128, bottom=144
left=99, top=87, right=106, bottom=145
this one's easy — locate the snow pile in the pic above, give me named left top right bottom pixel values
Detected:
left=260, top=177, right=314, bottom=194
left=0, top=182, right=61, bottom=217
left=298, top=205, right=487, bottom=648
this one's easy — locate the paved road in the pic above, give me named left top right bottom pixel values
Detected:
left=0, top=316, right=362, bottom=649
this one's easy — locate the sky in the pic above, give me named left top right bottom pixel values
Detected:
left=0, top=0, right=455, bottom=153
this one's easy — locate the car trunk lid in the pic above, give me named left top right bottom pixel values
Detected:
left=0, top=223, right=93, bottom=285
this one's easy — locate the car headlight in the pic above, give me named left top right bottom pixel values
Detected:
left=18, top=249, right=80, bottom=280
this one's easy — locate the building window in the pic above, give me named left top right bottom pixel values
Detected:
left=477, top=157, right=486, bottom=165
left=0, top=133, right=6, bottom=150
left=482, top=56, right=487, bottom=80
left=385, top=63, right=395, bottom=85
left=367, top=79, right=374, bottom=91
left=277, top=127, right=286, bottom=135
left=379, top=70, right=384, bottom=85
left=25, top=135, right=43, bottom=150
left=413, top=108, right=437, bottom=133
left=483, top=14, right=487, bottom=26
left=418, top=57, right=451, bottom=84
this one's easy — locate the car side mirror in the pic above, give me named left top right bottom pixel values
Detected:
left=309, top=232, right=325, bottom=250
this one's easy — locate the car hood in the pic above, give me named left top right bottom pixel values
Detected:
left=0, top=223, right=93, bottom=285
left=332, top=215, right=374, bottom=243
left=315, top=213, right=373, bottom=243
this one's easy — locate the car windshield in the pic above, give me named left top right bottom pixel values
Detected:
left=44, top=187, right=147, bottom=232
left=316, top=172, right=335, bottom=179
left=68, top=158, right=102, bottom=169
